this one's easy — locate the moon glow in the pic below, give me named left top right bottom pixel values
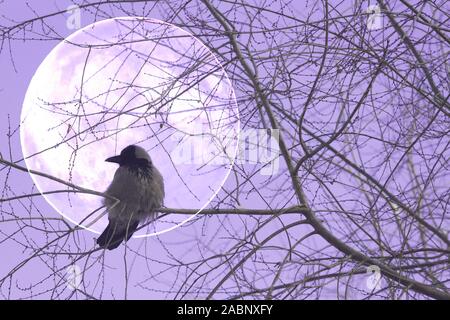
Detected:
left=21, top=17, right=240, bottom=236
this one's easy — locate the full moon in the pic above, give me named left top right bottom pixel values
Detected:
left=21, top=17, right=240, bottom=236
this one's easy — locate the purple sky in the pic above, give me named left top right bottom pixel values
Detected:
left=0, top=1, right=448, bottom=300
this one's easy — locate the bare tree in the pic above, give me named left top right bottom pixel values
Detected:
left=0, top=0, right=449, bottom=300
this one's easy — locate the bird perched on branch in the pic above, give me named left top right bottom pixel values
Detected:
left=97, top=145, right=165, bottom=250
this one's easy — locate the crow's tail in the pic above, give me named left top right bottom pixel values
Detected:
left=97, top=219, right=140, bottom=250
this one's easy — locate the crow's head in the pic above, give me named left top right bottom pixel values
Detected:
left=105, top=145, right=152, bottom=168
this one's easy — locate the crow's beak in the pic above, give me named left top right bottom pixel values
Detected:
left=105, top=155, right=122, bottom=164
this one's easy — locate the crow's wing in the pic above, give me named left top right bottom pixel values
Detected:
left=97, top=218, right=140, bottom=250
